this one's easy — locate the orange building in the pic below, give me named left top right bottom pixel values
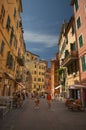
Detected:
left=50, top=53, right=59, bottom=98
left=45, top=68, right=51, bottom=93
left=0, top=0, right=25, bottom=96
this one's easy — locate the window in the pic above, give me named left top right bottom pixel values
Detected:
left=79, top=35, right=83, bottom=47
left=77, top=16, right=81, bottom=29
left=38, top=78, right=41, bottom=81
left=34, top=71, right=36, bottom=74
left=65, top=50, right=69, bottom=58
left=6, top=16, right=11, bottom=31
left=16, top=21, right=18, bottom=29
left=70, top=42, right=76, bottom=51
left=0, top=40, right=5, bottom=55
left=84, top=5, right=86, bottom=12
left=18, top=48, right=20, bottom=56
left=75, top=0, right=79, bottom=11
left=10, top=27, right=14, bottom=46
left=0, top=5, right=5, bottom=24
left=14, top=8, right=16, bottom=18
left=34, top=85, right=36, bottom=89
left=72, top=24, right=75, bottom=35
left=34, top=78, right=36, bottom=81
left=81, top=55, right=86, bottom=72
left=14, top=36, right=17, bottom=49
left=65, top=36, right=68, bottom=44
left=35, top=65, right=36, bottom=68
left=6, top=51, right=14, bottom=69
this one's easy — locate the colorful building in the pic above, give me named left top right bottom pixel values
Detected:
left=58, top=17, right=79, bottom=97
left=71, top=0, right=86, bottom=85
left=45, top=68, right=51, bottom=93
left=25, top=51, right=39, bottom=92
left=0, top=0, right=25, bottom=96
left=50, top=53, right=59, bottom=98
left=25, top=51, right=47, bottom=95
left=70, top=0, right=86, bottom=104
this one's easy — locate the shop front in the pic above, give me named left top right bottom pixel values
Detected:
left=69, top=84, right=86, bottom=107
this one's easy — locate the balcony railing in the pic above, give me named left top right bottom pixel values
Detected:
left=61, top=50, right=78, bottom=66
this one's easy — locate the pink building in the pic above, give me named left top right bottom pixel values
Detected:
left=71, top=0, right=86, bottom=106
left=71, top=0, right=86, bottom=84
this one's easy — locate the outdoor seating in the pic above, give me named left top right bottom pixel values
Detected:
left=65, top=98, right=83, bottom=111
left=65, top=98, right=74, bottom=108
left=70, top=99, right=83, bottom=111
left=0, top=96, right=13, bottom=119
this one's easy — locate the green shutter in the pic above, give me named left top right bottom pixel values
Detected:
left=75, top=0, right=79, bottom=11
left=77, top=17, right=81, bottom=29
left=79, top=35, right=83, bottom=47
left=81, top=55, right=86, bottom=71
left=72, top=24, right=74, bottom=34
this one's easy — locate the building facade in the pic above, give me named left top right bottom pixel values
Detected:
left=0, top=0, right=25, bottom=96
left=71, top=0, right=86, bottom=84
left=25, top=51, right=47, bottom=95
left=50, top=53, right=59, bottom=98
left=25, top=51, right=39, bottom=92
left=70, top=0, right=86, bottom=104
left=44, top=68, right=51, bottom=94
left=58, top=17, right=79, bottom=97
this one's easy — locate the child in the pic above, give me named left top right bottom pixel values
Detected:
left=34, top=94, right=40, bottom=109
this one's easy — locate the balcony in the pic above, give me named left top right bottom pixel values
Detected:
left=61, top=50, right=78, bottom=66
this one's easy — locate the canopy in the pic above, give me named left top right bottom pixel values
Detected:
left=55, top=85, right=62, bottom=90
left=69, top=84, right=86, bottom=89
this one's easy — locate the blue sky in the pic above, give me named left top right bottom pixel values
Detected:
left=21, top=0, right=73, bottom=67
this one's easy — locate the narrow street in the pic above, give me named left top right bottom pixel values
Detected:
left=0, top=98, right=86, bottom=130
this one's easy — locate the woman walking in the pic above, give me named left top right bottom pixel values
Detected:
left=46, top=92, right=51, bottom=108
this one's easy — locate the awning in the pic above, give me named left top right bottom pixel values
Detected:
left=55, top=85, right=62, bottom=90
left=69, top=84, right=86, bottom=89
left=4, top=72, right=15, bottom=80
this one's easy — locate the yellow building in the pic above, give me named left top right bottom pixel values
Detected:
left=25, top=51, right=39, bottom=92
left=0, top=0, right=25, bottom=96
left=58, top=17, right=79, bottom=97
left=25, top=51, right=47, bottom=94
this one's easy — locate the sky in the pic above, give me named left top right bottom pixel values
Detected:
left=21, top=0, right=73, bottom=67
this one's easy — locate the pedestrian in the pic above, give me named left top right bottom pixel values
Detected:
left=34, top=93, right=40, bottom=109
left=12, top=92, right=18, bottom=108
left=17, top=91, right=23, bottom=108
left=46, top=92, right=52, bottom=108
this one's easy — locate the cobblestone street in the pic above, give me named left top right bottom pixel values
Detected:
left=0, top=98, right=86, bottom=130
